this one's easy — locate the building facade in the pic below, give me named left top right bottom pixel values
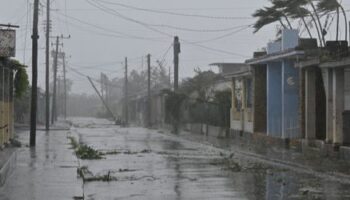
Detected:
left=246, top=29, right=302, bottom=139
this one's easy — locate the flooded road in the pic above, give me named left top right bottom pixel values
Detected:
left=0, top=118, right=350, bottom=200
left=70, top=118, right=350, bottom=200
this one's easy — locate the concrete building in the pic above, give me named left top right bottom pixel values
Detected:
left=295, top=40, right=350, bottom=149
left=320, top=57, right=350, bottom=146
left=246, top=29, right=303, bottom=139
left=0, top=58, right=22, bottom=146
left=210, top=63, right=254, bottom=134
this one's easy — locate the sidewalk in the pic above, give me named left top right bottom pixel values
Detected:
left=0, top=124, right=83, bottom=200
left=0, top=147, right=16, bottom=186
left=161, top=127, right=350, bottom=184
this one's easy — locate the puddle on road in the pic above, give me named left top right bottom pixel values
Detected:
left=69, top=118, right=350, bottom=200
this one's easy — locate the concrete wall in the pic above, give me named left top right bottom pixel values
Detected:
left=187, top=123, right=226, bottom=138
left=230, top=76, right=253, bottom=134
left=282, top=60, right=300, bottom=138
left=267, top=41, right=281, bottom=54
left=0, top=67, right=14, bottom=146
left=265, top=30, right=300, bottom=139
left=267, top=62, right=282, bottom=137
left=282, top=29, right=299, bottom=50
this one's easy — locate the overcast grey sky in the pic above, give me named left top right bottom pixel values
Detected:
left=1, top=0, right=350, bottom=94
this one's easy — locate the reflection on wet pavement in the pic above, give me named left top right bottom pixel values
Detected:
left=1, top=118, right=349, bottom=199
left=0, top=129, right=83, bottom=200
left=70, top=118, right=350, bottom=200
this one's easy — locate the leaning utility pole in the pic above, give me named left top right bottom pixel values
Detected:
left=63, top=53, right=67, bottom=119
left=87, top=77, right=117, bottom=122
left=30, top=0, right=39, bottom=147
left=147, top=54, right=151, bottom=127
left=51, top=36, right=59, bottom=124
left=124, top=57, right=128, bottom=125
left=173, top=36, right=181, bottom=91
left=45, top=0, right=50, bottom=130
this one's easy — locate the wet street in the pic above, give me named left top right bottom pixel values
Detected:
left=1, top=118, right=350, bottom=200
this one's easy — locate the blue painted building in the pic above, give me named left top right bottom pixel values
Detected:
left=246, top=30, right=304, bottom=139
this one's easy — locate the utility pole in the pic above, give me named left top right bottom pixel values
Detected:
left=173, top=36, right=181, bottom=91
left=51, top=35, right=70, bottom=124
left=30, top=0, right=39, bottom=147
left=147, top=54, right=151, bottom=127
left=87, top=77, right=117, bottom=122
left=63, top=53, right=67, bottom=119
left=51, top=36, right=59, bottom=124
left=124, top=57, right=128, bottom=125
left=45, top=0, right=50, bottom=131
left=57, top=76, right=61, bottom=116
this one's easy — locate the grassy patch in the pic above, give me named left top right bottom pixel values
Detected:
left=76, top=144, right=103, bottom=160
left=68, top=136, right=103, bottom=160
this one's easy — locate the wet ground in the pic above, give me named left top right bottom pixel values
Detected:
left=1, top=118, right=350, bottom=199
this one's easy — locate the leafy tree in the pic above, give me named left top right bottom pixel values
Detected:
left=13, top=64, right=29, bottom=98
left=180, top=69, right=221, bottom=101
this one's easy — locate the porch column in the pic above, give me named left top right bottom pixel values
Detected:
left=230, top=78, right=235, bottom=130
left=324, top=68, right=334, bottom=143
left=332, top=68, right=344, bottom=145
left=305, top=67, right=316, bottom=139
left=344, top=68, right=350, bottom=144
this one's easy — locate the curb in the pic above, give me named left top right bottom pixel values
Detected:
left=0, top=150, right=17, bottom=187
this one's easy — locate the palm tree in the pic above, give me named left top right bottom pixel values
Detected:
left=252, top=5, right=291, bottom=33
left=283, top=0, right=313, bottom=39
left=317, top=0, right=348, bottom=42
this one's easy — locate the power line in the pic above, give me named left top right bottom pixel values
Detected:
left=191, top=25, right=253, bottom=44
left=53, top=10, right=168, bottom=41
left=86, top=0, right=248, bottom=57
left=95, top=0, right=253, bottom=20
left=88, top=0, right=252, bottom=33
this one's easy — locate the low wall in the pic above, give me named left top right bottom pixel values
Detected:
left=184, top=123, right=227, bottom=138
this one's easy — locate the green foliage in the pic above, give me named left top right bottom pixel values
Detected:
left=76, top=144, right=103, bottom=160
left=14, top=67, right=29, bottom=98
left=68, top=136, right=103, bottom=160
left=252, top=6, right=284, bottom=33
left=180, top=69, right=220, bottom=98
left=317, top=0, right=340, bottom=13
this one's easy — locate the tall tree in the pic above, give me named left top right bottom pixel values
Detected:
left=317, top=0, right=348, bottom=41
left=252, top=6, right=290, bottom=33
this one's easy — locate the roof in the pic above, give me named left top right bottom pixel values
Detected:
left=320, top=56, right=350, bottom=68
left=210, top=63, right=251, bottom=78
left=245, top=49, right=305, bottom=65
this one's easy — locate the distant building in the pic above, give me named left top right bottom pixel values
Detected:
left=210, top=63, right=255, bottom=134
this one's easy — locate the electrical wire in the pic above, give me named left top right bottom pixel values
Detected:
left=95, top=0, right=253, bottom=20
left=190, top=25, right=252, bottom=44
left=54, top=10, right=168, bottom=41
left=86, top=0, right=249, bottom=57
left=89, top=0, right=252, bottom=33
